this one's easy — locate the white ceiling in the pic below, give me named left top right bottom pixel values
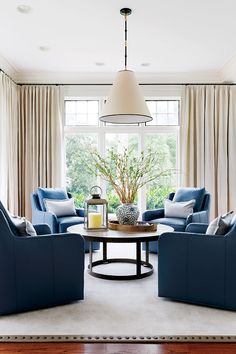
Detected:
left=0, top=0, right=236, bottom=83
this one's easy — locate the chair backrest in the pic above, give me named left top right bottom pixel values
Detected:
left=31, top=191, right=71, bottom=212
left=0, top=201, right=19, bottom=235
left=168, top=190, right=211, bottom=212
left=168, top=192, right=175, bottom=201
left=31, top=193, right=42, bottom=211
left=201, top=192, right=211, bottom=212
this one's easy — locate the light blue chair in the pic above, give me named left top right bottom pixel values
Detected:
left=142, top=187, right=211, bottom=252
left=31, top=187, right=100, bottom=252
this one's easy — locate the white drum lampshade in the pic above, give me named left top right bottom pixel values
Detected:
left=99, top=70, right=152, bottom=124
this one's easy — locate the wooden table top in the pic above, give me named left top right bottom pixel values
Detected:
left=67, top=223, right=174, bottom=243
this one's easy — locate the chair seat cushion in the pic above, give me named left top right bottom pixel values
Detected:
left=57, top=216, right=84, bottom=233
left=151, top=217, right=187, bottom=231
left=173, top=187, right=205, bottom=212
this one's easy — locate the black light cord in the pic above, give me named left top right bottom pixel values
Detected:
left=120, top=8, right=132, bottom=70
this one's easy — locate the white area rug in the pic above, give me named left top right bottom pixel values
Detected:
left=1, top=244, right=236, bottom=338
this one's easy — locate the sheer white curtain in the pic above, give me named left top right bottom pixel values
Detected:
left=18, top=85, right=64, bottom=219
left=181, top=85, right=236, bottom=219
left=0, top=71, right=18, bottom=213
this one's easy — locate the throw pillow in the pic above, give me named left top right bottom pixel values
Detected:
left=36, top=187, right=69, bottom=211
left=206, top=211, right=234, bottom=235
left=44, top=198, right=77, bottom=217
left=164, top=199, right=196, bottom=218
left=9, top=214, right=37, bottom=236
left=173, top=187, right=206, bottom=212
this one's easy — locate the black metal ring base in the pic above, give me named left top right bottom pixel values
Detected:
left=88, top=258, right=153, bottom=280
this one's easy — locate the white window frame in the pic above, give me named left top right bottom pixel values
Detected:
left=64, top=85, right=181, bottom=214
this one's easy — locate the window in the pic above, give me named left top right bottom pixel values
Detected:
left=65, top=100, right=99, bottom=126
left=146, top=100, right=179, bottom=125
left=64, top=98, right=180, bottom=213
left=65, top=133, right=98, bottom=207
left=145, top=133, right=177, bottom=209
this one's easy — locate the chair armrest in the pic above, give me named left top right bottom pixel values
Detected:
left=76, top=208, right=85, bottom=217
left=186, top=210, right=209, bottom=224
left=13, top=232, right=85, bottom=308
left=14, top=232, right=83, bottom=241
left=32, top=209, right=58, bottom=233
left=158, top=231, right=226, bottom=305
left=49, top=232, right=85, bottom=301
left=33, top=224, right=52, bottom=235
left=142, top=208, right=164, bottom=222
left=160, top=231, right=223, bottom=241
left=185, top=223, right=208, bottom=233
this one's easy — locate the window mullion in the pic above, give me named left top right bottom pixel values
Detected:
left=138, top=128, right=146, bottom=215
left=99, top=128, right=106, bottom=199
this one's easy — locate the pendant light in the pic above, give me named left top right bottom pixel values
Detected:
left=99, top=8, right=153, bottom=124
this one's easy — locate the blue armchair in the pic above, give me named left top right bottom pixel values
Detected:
left=31, top=188, right=100, bottom=252
left=0, top=200, right=84, bottom=315
left=142, top=187, right=211, bottom=253
left=158, top=218, right=236, bottom=310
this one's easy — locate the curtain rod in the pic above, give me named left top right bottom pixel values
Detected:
left=17, top=82, right=236, bottom=86
left=1, top=68, right=235, bottom=86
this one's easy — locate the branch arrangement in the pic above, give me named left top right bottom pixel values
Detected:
left=84, top=147, right=173, bottom=204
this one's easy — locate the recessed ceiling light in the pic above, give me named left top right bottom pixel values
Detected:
left=141, top=62, right=151, bottom=67
left=17, top=5, right=32, bottom=14
left=95, top=62, right=105, bottom=66
left=39, top=46, right=51, bottom=52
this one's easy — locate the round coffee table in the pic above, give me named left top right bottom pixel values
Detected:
left=67, top=223, right=174, bottom=280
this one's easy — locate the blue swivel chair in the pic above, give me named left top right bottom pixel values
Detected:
left=158, top=218, right=236, bottom=310
left=142, top=187, right=211, bottom=253
left=31, top=187, right=100, bottom=252
left=0, top=200, right=84, bottom=315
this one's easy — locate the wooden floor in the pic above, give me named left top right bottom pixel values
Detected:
left=0, top=343, right=236, bottom=354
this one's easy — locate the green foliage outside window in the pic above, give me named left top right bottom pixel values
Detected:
left=66, top=134, right=97, bottom=207
left=65, top=133, right=177, bottom=211
left=146, top=185, right=175, bottom=209
left=84, top=147, right=173, bottom=205
left=145, top=133, right=177, bottom=209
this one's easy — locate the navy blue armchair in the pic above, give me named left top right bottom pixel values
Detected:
left=142, top=188, right=211, bottom=253
left=158, top=218, right=236, bottom=310
left=0, top=200, right=85, bottom=315
left=31, top=188, right=100, bottom=252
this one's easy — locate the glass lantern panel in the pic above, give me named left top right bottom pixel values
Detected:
left=86, top=202, right=108, bottom=229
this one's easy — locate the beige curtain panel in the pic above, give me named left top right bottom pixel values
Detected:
left=18, top=85, right=64, bottom=219
left=181, top=85, right=236, bottom=219
left=0, top=72, right=18, bottom=214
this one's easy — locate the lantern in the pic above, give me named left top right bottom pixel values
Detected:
left=84, top=186, right=108, bottom=230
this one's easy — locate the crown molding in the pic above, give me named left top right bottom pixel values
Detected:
left=220, top=52, right=236, bottom=83
left=0, top=53, right=19, bottom=81
left=15, top=70, right=223, bottom=85
left=0, top=50, right=235, bottom=85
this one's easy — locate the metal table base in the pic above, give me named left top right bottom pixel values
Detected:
left=88, top=241, right=153, bottom=280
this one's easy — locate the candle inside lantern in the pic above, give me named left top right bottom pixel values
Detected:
left=88, top=213, right=102, bottom=228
